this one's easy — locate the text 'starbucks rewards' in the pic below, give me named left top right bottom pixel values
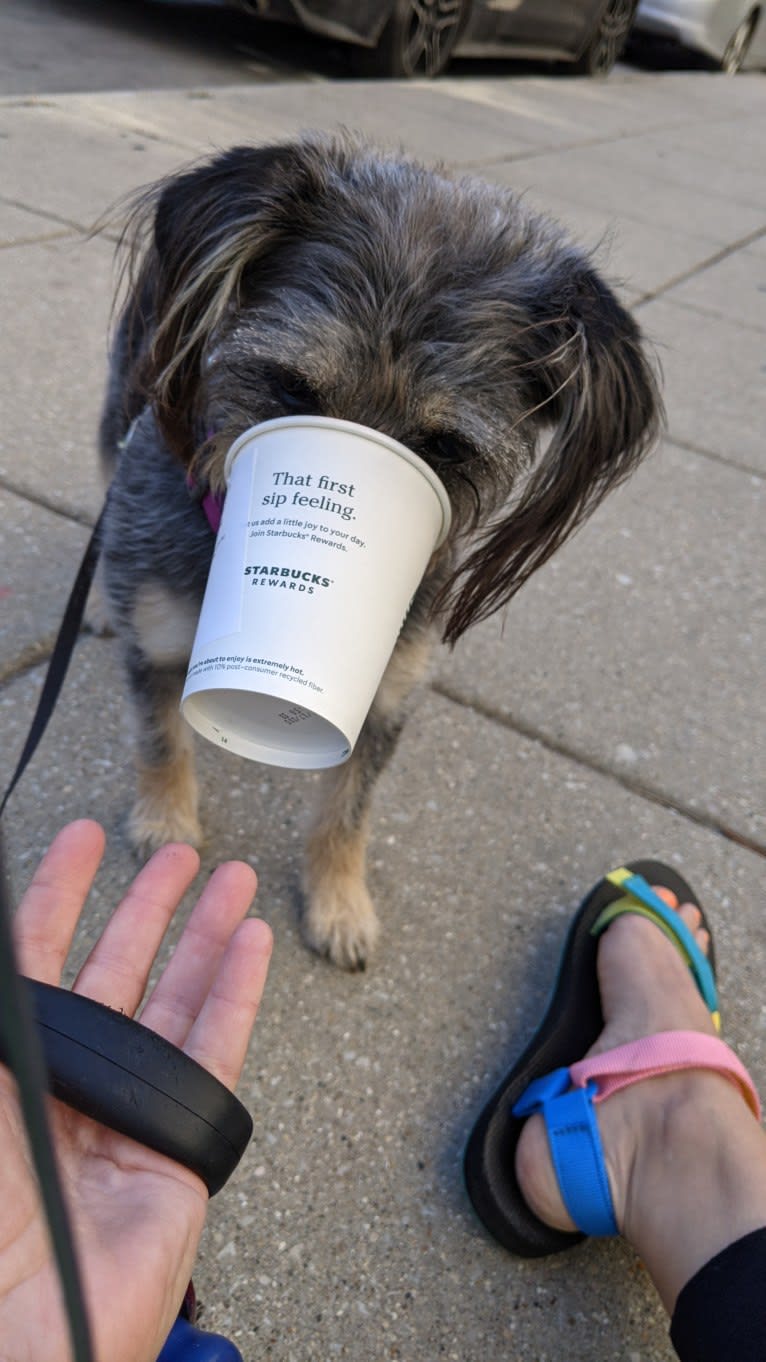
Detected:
left=181, top=417, right=451, bottom=768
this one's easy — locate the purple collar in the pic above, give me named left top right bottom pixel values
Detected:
left=200, top=487, right=224, bottom=534
left=186, top=473, right=224, bottom=534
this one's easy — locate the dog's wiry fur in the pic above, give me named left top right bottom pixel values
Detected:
left=99, top=134, right=662, bottom=967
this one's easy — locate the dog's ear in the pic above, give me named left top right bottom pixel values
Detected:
left=439, top=264, right=663, bottom=644
left=123, top=143, right=322, bottom=463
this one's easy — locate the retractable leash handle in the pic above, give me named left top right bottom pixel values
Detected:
left=0, top=976, right=254, bottom=1361
left=0, top=980, right=254, bottom=1196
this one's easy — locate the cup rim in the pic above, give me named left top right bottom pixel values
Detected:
left=223, top=415, right=452, bottom=548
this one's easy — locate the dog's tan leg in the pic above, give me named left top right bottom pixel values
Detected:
left=125, top=585, right=201, bottom=855
left=302, top=628, right=433, bottom=969
left=126, top=661, right=201, bottom=856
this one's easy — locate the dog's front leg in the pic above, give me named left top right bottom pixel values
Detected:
left=302, top=628, right=433, bottom=969
left=124, top=644, right=202, bottom=857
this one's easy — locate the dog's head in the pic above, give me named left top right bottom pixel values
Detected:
left=121, top=135, right=661, bottom=644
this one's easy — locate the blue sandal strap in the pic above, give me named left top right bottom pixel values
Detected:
left=512, top=1067, right=618, bottom=1237
left=157, top=1318, right=244, bottom=1361
left=591, top=870, right=720, bottom=1029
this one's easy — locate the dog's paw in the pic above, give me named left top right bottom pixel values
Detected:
left=127, top=798, right=203, bottom=858
left=302, top=883, right=380, bottom=971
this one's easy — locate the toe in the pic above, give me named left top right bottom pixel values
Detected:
left=652, top=888, right=707, bottom=949
left=677, top=900, right=705, bottom=940
left=695, top=926, right=711, bottom=954
left=654, top=886, right=679, bottom=909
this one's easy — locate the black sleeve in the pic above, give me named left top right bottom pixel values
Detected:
left=670, top=1227, right=766, bottom=1362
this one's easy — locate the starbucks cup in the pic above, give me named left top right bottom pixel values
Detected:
left=181, top=416, right=451, bottom=769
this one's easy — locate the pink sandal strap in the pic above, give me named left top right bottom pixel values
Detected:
left=570, top=1031, right=761, bottom=1120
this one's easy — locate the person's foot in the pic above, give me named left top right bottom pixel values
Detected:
left=515, top=885, right=766, bottom=1314
left=515, top=889, right=718, bottom=1238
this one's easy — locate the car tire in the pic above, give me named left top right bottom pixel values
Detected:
left=368, top=0, right=470, bottom=78
left=720, top=8, right=758, bottom=72
left=572, top=0, right=638, bottom=75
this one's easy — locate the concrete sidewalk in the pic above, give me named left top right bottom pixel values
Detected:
left=1, top=70, right=765, bottom=1361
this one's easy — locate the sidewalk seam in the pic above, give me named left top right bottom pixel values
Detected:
left=0, top=478, right=96, bottom=529
left=0, top=197, right=121, bottom=244
left=454, top=112, right=765, bottom=176
left=632, top=224, right=766, bottom=309
left=664, top=437, right=764, bottom=481
left=430, top=680, right=766, bottom=861
left=0, top=229, right=77, bottom=250
left=0, top=196, right=85, bottom=233
left=0, top=639, right=62, bottom=688
left=648, top=293, right=766, bottom=337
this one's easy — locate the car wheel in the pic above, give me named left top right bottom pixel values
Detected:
left=573, top=0, right=638, bottom=75
left=720, top=8, right=758, bottom=72
left=370, top=0, right=470, bottom=78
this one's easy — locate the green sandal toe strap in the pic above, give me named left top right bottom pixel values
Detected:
left=591, top=869, right=720, bottom=1030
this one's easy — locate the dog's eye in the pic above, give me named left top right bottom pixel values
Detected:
left=429, top=433, right=472, bottom=465
left=269, top=368, right=319, bottom=416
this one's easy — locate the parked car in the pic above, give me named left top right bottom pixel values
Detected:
left=633, top=0, right=765, bottom=70
left=232, top=0, right=640, bottom=78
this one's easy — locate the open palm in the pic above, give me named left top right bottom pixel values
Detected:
left=0, top=820, right=272, bottom=1362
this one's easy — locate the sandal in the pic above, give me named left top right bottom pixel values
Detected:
left=463, top=861, right=760, bottom=1257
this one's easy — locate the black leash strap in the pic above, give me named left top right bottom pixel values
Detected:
left=0, top=509, right=104, bottom=818
left=0, top=840, right=94, bottom=1362
left=0, top=508, right=105, bottom=1362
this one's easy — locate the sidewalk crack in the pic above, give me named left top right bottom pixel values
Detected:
left=664, top=438, right=764, bottom=480
left=0, top=477, right=96, bottom=528
left=632, top=224, right=766, bottom=309
left=0, top=638, right=58, bottom=687
left=431, top=681, right=766, bottom=860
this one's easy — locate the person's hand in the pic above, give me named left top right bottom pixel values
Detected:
left=0, top=819, right=272, bottom=1362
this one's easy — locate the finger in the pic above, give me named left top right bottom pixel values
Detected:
left=182, top=917, right=273, bottom=1091
left=139, top=861, right=258, bottom=1047
left=15, top=821, right=106, bottom=984
left=73, top=843, right=201, bottom=1014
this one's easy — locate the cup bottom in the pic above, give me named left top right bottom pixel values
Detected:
left=181, top=689, right=352, bottom=770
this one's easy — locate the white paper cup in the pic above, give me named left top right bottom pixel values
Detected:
left=181, top=416, right=451, bottom=768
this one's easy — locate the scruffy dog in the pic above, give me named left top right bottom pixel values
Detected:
left=98, top=134, right=661, bottom=969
